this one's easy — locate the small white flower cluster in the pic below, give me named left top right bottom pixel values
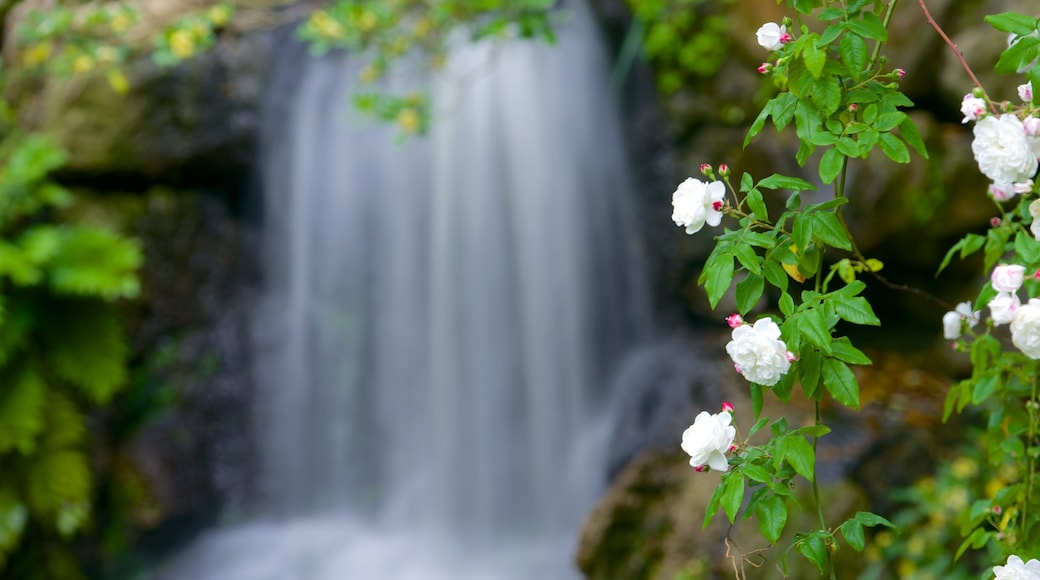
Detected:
left=993, top=555, right=1040, bottom=580
left=681, top=403, right=736, bottom=472
left=963, top=83, right=1040, bottom=204
left=944, top=264, right=1040, bottom=359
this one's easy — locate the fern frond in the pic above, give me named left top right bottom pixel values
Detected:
left=40, top=301, right=128, bottom=404
left=47, top=227, right=142, bottom=300
left=0, top=367, right=46, bottom=455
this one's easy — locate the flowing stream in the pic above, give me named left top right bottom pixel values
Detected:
left=163, top=2, right=651, bottom=578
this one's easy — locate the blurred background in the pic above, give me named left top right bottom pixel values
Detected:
left=0, top=0, right=1033, bottom=578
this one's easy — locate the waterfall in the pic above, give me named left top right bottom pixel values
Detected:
left=162, top=1, right=650, bottom=578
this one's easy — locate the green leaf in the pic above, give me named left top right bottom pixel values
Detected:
left=704, top=485, right=723, bottom=529
left=0, top=484, right=28, bottom=560
left=830, top=337, right=872, bottom=364
left=878, top=132, right=910, bottom=163
left=0, top=367, right=46, bottom=455
left=803, top=42, right=827, bottom=78
left=819, top=148, right=845, bottom=184
left=772, top=93, right=800, bottom=131
left=810, top=212, right=853, bottom=250
left=734, top=243, right=762, bottom=275
left=985, top=12, right=1039, bottom=36
left=839, top=33, right=868, bottom=80
left=783, top=435, right=816, bottom=482
left=874, top=112, right=905, bottom=132
left=748, top=417, right=770, bottom=438
left=823, top=358, right=860, bottom=408
left=793, top=213, right=812, bottom=251
left=764, top=260, right=790, bottom=293
left=740, top=172, right=755, bottom=193
left=840, top=519, right=865, bottom=551
left=736, top=274, right=765, bottom=315
left=811, top=76, right=842, bottom=116
left=1015, top=231, right=1040, bottom=263
left=26, top=450, right=91, bottom=526
left=756, top=494, right=788, bottom=544
left=745, top=100, right=774, bottom=147
left=798, top=532, right=829, bottom=572
left=955, top=528, right=990, bottom=561
left=846, top=11, right=888, bottom=41
left=742, top=463, right=773, bottom=483
left=795, top=308, right=832, bottom=353
left=746, top=189, right=769, bottom=221
left=971, top=373, right=1000, bottom=405
left=721, top=472, right=745, bottom=524
left=853, top=511, right=897, bottom=529
left=833, top=295, right=881, bottom=325
left=757, top=174, right=817, bottom=192
left=794, top=101, right=823, bottom=164
left=898, top=116, right=929, bottom=159
left=48, top=227, right=142, bottom=299
left=937, top=233, right=985, bottom=275
left=996, top=35, right=1040, bottom=75
left=836, top=136, right=860, bottom=158
left=798, top=349, right=823, bottom=398
left=40, top=302, right=129, bottom=404
left=701, top=249, right=735, bottom=309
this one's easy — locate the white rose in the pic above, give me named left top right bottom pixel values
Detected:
left=972, top=115, right=1039, bottom=185
left=993, top=555, right=1040, bottom=580
left=943, top=301, right=980, bottom=339
left=992, top=264, right=1026, bottom=293
left=725, top=318, right=791, bottom=386
left=988, top=293, right=1020, bottom=326
left=681, top=410, right=736, bottom=472
left=671, top=177, right=725, bottom=234
left=961, top=94, right=987, bottom=123
left=1011, top=299, right=1040, bottom=359
left=755, top=22, right=789, bottom=51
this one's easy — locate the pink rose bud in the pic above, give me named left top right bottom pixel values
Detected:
left=994, top=505, right=1002, bottom=515
left=721, top=401, right=735, bottom=413
left=1015, top=180, right=1034, bottom=194
left=712, top=200, right=724, bottom=211
left=1034, top=269, right=1040, bottom=280
left=718, top=163, right=730, bottom=177
left=786, top=351, right=798, bottom=362
left=848, top=104, right=858, bottom=112
left=991, top=264, right=1026, bottom=293
left=694, top=465, right=708, bottom=472
left=700, top=163, right=712, bottom=175
left=726, top=313, right=744, bottom=328
left=757, top=63, right=772, bottom=74
left=727, top=444, right=737, bottom=453
left=991, top=217, right=1001, bottom=227
left=895, top=68, right=906, bottom=79
left=1024, top=116, right=1040, bottom=137
left=779, top=32, right=792, bottom=44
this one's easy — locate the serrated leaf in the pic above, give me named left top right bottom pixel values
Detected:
left=745, top=100, right=774, bottom=148
left=40, top=302, right=128, bottom=404
left=26, top=450, right=91, bottom=522
left=811, top=212, right=853, bottom=250
left=878, top=132, right=910, bottom=163
left=798, top=348, right=823, bottom=398
left=734, top=244, right=762, bottom=275
left=758, top=174, right=817, bottom=192
left=1015, top=231, right=1040, bottom=263
left=803, top=42, right=827, bottom=79
left=853, top=511, right=896, bottom=529
left=784, top=435, right=816, bottom=482
left=0, top=367, right=46, bottom=454
left=833, top=295, right=880, bottom=325
left=897, top=116, right=928, bottom=159
left=795, top=308, right=832, bottom=353
left=48, top=227, right=142, bottom=299
left=830, top=337, right=872, bottom=364
left=701, top=250, right=735, bottom=309
left=812, top=76, right=842, bottom=116
left=751, top=382, right=764, bottom=419
left=756, top=494, right=787, bottom=543
left=971, top=373, right=1000, bottom=404
left=839, top=33, right=868, bottom=80
left=772, top=93, right=799, bottom=131
left=764, top=260, right=790, bottom=293
left=819, top=148, right=845, bottom=184
left=846, top=11, right=888, bottom=41
left=793, top=214, right=812, bottom=251
left=823, top=358, right=860, bottom=408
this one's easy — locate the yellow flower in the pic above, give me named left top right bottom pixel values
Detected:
left=169, top=29, right=196, bottom=59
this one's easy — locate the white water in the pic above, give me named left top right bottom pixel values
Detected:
left=163, top=2, right=650, bottom=578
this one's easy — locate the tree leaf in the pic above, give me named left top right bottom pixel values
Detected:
left=819, top=148, right=845, bottom=184
left=811, top=75, right=842, bottom=116
left=736, top=274, right=765, bottom=315
left=830, top=337, right=872, bottom=365
left=985, top=12, right=1039, bottom=36
left=756, top=494, right=788, bottom=544
left=783, top=435, right=816, bottom=482
left=823, top=358, right=860, bottom=408
left=722, top=472, right=746, bottom=524
left=878, top=132, right=910, bottom=163
left=757, top=174, right=817, bottom=192
left=840, top=519, right=865, bottom=551
left=810, top=212, right=853, bottom=250
left=839, top=33, right=867, bottom=80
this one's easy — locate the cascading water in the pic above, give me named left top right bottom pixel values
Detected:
left=162, top=1, right=650, bottom=578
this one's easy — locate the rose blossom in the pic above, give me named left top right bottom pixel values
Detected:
left=992, top=264, right=1026, bottom=293
left=1020, top=82, right=1034, bottom=103
left=961, top=94, right=987, bottom=123
left=993, top=554, right=1040, bottom=580
left=671, top=177, right=725, bottom=234
left=755, top=22, right=790, bottom=51
left=681, top=410, right=736, bottom=472
left=990, top=182, right=1015, bottom=201
left=989, top=293, right=1020, bottom=326
left=942, top=301, right=979, bottom=339
left=1011, top=299, right=1040, bottom=359
left=725, top=318, right=791, bottom=386
left=972, top=115, right=1039, bottom=185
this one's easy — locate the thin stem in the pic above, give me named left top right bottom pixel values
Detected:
left=1024, top=374, right=1038, bottom=538
left=811, top=400, right=837, bottom=580
left=869, top=0, right=900, bottom=69
left=917, top=0, right=997, bottom=113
